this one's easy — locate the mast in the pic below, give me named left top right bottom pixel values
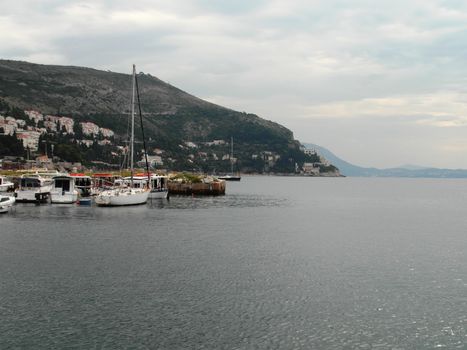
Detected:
left=130, top=64, right=136, bottom=186
left=134, top=71, right=151, bottom=187
left=230, top=136, right=234, bottom=174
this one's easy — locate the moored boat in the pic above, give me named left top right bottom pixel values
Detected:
left=70, top=173, right=92, bottom=197
left=217, top=174, right=241, bottom=181
left=218, top=137, right=241, bottom=181
left=15, top=174, right=53, bottom=203
left=95, top=64, right=149, bottom=206
left=0, top=176, right=14, bottom=192
left=77, top=198, right=92, bottom=206
left=0, top=194, right=15, bottom=213
left=149, top=174, right=169, bottom=199
left=95, top=187, right=149, bottom=206
left=50, top=175, right=79, bottom=204
left=91, top=173, right=121, bottom=195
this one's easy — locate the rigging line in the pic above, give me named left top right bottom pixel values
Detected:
left=121, top=73, right=133, bottom=172
left=134, top=72, right=151, bottom=186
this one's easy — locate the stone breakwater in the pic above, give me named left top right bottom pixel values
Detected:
left=168, top=180, right=226, bottom=196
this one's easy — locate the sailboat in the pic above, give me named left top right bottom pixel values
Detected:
left=95, top=65, right=150, bottom=206
left=218, top=136, right=241, bottom=181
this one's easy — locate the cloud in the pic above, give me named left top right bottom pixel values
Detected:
left=2, top=0, right=467, bottom=167
left=296, top=92, right=467, bottom=122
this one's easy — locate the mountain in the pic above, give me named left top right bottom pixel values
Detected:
left=0, top=59, right=321, bottom=173
left=304, top=143, right=467, bottom=178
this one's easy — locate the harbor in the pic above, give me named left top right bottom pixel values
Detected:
left=0, top=170, right=227, bottom=213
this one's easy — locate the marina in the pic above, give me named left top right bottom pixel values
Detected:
left=0, top=170, right=227, bottom=210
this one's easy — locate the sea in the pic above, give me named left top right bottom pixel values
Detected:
left=2, top=176, right=467, bottom=349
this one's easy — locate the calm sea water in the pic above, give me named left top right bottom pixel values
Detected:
left=2, top=176, right=467, bottom=349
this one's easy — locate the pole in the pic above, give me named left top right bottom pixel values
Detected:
left=135, top=71, right=151, bottom=188
left=130, top=64, right=135, bottom=187
left=230, top=136, right=234, bottom=174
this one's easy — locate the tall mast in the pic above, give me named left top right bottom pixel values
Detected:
left=230, top=136, right=234, bottom=174
left=130, top=64, right=136, bottom=184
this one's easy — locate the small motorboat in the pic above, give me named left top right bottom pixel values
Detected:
left=0, top=176, right=14, bottom=192
left=50, top=175, right=79, bottom=204
left=217, top=174, right=241, bottom=181
left=77, top=198, right=92, bottom=206
left=0, top=195, right=15, bottom=213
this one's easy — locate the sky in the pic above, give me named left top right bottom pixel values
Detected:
left=2, top=0, right=467, bottom=168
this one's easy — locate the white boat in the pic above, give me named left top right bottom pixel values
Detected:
left=50, top=175, right=79, bottom=204
left=91, top=173, right=121, bottom=195
left=149, top=174, right=169, bottom=199
left=95, top=64, right=149, bottom=206
left=116, top=175, right=148, bottom=189
left=217, top=174, right=241, bottom=181
left=15, top=174, right=53, bottom=203
left=95, top=187, right=149, bottom=206
left=70, top=173, right=92, bottom=197
left=0, top=195, right=15, bottom=213
left=218, top=137, right=241, bottom=181
left=0, top=176, right=14, bottom=192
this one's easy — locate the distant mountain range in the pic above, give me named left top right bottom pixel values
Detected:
left=304, top=143, right=467, bottom=178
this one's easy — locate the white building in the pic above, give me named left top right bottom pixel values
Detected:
left=100, top=128, right=114, bottom=138
left=25, top=110, right=44, bottom=124
left=79, top=139, right=94, bottom=147
left=58, top=117, right=74, bottom=134
left=80, top=122, right=100, bottom=137
left=140, top=155, right=163, bottom=167
left=16, top=130, right=41, bottom=151
left=44, top=120, right=57, bottom=132
left=97, top=139, right=112, bottom=146
left=303, top=162, right=320, bottom=175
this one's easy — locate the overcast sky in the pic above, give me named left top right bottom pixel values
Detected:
left=2, top=0, right=467, bottom=168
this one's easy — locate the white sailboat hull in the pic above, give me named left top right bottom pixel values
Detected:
left=95, top=188, right=149, bottom=206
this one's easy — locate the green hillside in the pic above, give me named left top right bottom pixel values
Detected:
left=0, top=59, right=319, bottom=172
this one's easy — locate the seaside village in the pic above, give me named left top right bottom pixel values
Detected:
left=0, top=110, right=114, bottom=171
left=0, top=107, right=333, bottom=211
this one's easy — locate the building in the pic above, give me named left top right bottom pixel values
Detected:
left=78, top=140, right=94, bottom=147
left=303, top=162, right=320, bottom=175
left=304, top=148, right=317, bottom=156
left=97, top=139, right=112, bottom=146
left=16, top=130, right=41, bottom=151
left=58, top=117, right=74, bottom=134
left=25, top=110, right=44, bottom=124
left=137, top=155, right=163, bottom=168
left=100, top=128, right=114, bottom=138
left=80, top=122, right=100, bottom=137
